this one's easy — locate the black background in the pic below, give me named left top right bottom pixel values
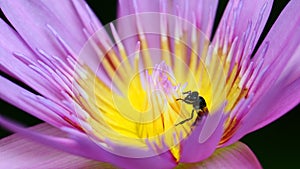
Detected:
left=0, top=0, right=299, bottom=168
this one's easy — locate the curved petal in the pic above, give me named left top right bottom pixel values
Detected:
left=224, top=72, right=300, bottom=147
left=224, top=0, right=300, bottom=145
left=211, top=0, right=273, bottom=84
left=0, top=0, right=91, bottom=57
left=250, top=78, right=300, bottom=131
left=0, top=76, right=68, bottom=127
left=0, top=123, right=118, bottom=169
left=0, top=118, right=177, bottom=169
left=228, top=77, right=300, bottom=146
left=213, top=0, right=273, bottom=46
left=118, top=0, right=160, bottom=16
left=217, top=0, right=300, bottom=147
left=0, top=19, right=68, bottom=102
left=116, top=0, right=218, bottom=57
left=180, top=104, right=226, bottom=162
left=178, top=142, right=262, bottom=169
left=42, top=0, right=102, bottom=36
left=117, top=0, right=218, bottom=36
left=252, top=0, right=300, bottom=95
left=70, top=0, right=103, bottom=35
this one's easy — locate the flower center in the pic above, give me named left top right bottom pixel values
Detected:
left=71, top=13, right=253, bottom=160
left=72, top=14, right=219, bottom=161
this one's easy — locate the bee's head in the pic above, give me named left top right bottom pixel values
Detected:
left=185, top=91, right=199, bottom=101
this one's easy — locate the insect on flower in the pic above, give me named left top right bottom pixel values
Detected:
left=175, top=91, right=208, bottom=126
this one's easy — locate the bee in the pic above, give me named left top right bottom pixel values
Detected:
left=175, top=91, right=208, bottom=126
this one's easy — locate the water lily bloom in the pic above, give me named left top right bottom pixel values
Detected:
left=0, top=0, right=299, bottom=168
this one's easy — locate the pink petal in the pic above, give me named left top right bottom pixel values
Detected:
left=0, top=123, right=118, bottom=169
left=117, top=0, right=218, bottom=36
left=0, top=76, right=68, bottom=127
left=224, top=72, right=300, bottom=146
left=251, top=78, right=300, bottom=131
left=0, top=19, right=65, bottom=102
left=0, top=1, right=111, bottom=94
left=0, top=118, right=177, bottom=169
left=227, top=77, right=300, bottom=146
left=116, top=0, right=218, bottom=58
left=0, top=0, right=89, bottom=57
left=180, top=104, right=227, bottom=162
left=70, top=0, right=103, bottom=35
left=252, top=0, right=300, bottom=95
left=214, top=0, right=273, bottom=49
left=0, top=19, right=34, bottom=79
left=218, top=0, right=300, bottom=147
left=118, top=0, right=160, bottom=16
left=179, top=142, right=262, bottom=169
left=224, top=0, right=300, bottom=145
left=42, top=0, right=102, bottom=36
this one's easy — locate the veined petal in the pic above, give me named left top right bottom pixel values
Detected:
left=0, top=123, right=117, bottom=169
left=224, top=0, right=300, bottom=145
left=0, top=20, right=61, bottom=101
left=118, top=0, right=218, bottom=37
left=71, top=0, right=103, bottom=35
left=0, top=76, right=70, bottom=128
left=180, top=105, right=227, bottom=162
left=0, top=11, right=88, bottom=106
left=41, top=0, right=102, bottom=36
left=251, top=77, right=300, bottom=132
left=227, top=77, right=300, bottom=146
left=116, top=0, right=218, bottom=59
left=37, top=0, right=94, bottom=42
left=252, top=0, right=300, bottom=95
left=208, top=0, right=299, bottom=147
left=0, top=0, right=90, bottom=57
left=0, top=118, right=177, bottom=169
left=0, top=19, right=34, bottom=75
left=178, top=142, right=262, bottom=169
left=118, top=0, right=160, bottom=16
left=214, top=0, right=273, bottom=51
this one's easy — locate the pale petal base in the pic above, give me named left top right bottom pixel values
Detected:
left=0, top=123, right=118, bottom=169
left=178, top=142, right=262, bottom=169
left=0, top=123, right=261, bottom=169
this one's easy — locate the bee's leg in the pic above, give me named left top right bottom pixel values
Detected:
left=182, top=91, right=191, bottom=95
left=176, top=98, right=193, bottom=104
left=175, top=109, right=195, bottom=126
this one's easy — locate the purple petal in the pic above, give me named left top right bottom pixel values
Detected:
left=251, top=77, right=300, bottom=131
left=0, top=0, right=90, bottom=57
left=213, top=0, right=273, bottom=58
left=0, top=19, right=35, bottom=75
left=252, top=0, right=300, bottom=95
left=179, top=142, right=262, bottom=169
left=0, top=123, right=118, bottom=169
left=227, top=77, right=300, bottom=146
left=225, top=0, right=300, bottom=144
left=180, top=104, right=227, bottom=162
left=116, top=0, right=218, bottom=58
left=0, top=76, right=68, bottom=127
left=0, top=118, right=177, bottom=169
left=118, top=0, right=160, bottom=16
left=224, top=75, right=300, bottom=147
left=71, top=0, right=103, bottom=35
left=0, top=19, right=67, bottom=102
left=117, top=0, right=218, bottom=36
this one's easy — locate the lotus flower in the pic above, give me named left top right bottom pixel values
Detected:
left=0, top=0, right=299, bottom=168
